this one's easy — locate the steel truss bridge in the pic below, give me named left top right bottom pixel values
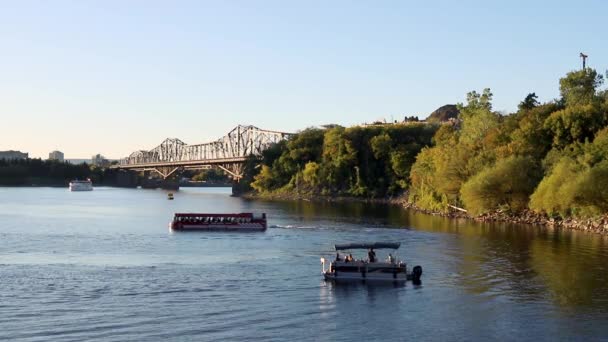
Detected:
left=112, top=125, right=291, bottom=180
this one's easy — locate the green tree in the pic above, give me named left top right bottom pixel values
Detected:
left=518, top=92, right=539, bottom=111
left=192, top=168, right=228, bottom=182
left=458, top=88, right=500, bottom=147
left=544, top=104, right=607, bottom=148
left=559, top=69, right=604, bottom=106
left=460, top=156, right=541, bottom=215
left=509, top=102, right=560, bottom=159
left=531, top=128, right=608, bottom=217
left=321, top=127, right=356, bottom=193
left=251, top=165, right=277, bottom=192
left=287, top=128, right=325, bottom=167
left=302, top=161, right=321, bottom=189
left=370, top=133, right=392, bottom=159
left=409, top=147, right=449, bottom=212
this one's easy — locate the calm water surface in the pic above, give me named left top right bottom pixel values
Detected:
left=1, top=187, right=608, bottom=341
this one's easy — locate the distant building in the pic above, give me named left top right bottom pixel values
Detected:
left=0, top=150, right=28, bottom=160
left=48, top=150, right=64, bottom=161
left=91, top=154, right=110, bottom=167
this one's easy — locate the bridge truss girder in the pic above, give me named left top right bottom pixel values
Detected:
left=114, top=125, right=290, bottom=181
left=118, top=125, right=290, bottom=166
left=142, top=167, right=182, bottom=179
left=126, top=159, right=253, bottom=181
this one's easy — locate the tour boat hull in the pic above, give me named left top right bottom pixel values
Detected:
left=69, top=180, right=93, bottom=191
left=170, top=213, right=267, bottom=232
left=171, top=223, right=266, bottom=232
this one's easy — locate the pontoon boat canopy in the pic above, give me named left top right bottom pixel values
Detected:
left=334, top=242, right=401, bottom=250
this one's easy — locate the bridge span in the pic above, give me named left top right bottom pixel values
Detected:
left=112, top=125, right=291, bottom=180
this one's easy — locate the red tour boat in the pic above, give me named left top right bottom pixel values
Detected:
left=170, top=213, right=267, bottom=232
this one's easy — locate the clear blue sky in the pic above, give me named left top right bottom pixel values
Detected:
left=1, top=0, right=607, bottom=159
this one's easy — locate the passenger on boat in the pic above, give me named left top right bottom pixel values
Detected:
left=368, top=248, right=376, bottom=263
left=347, top=254, right=354, bottom=262
left=335, top=253, right=342, bottom=262
left=387, top=253, right=395, bottom=264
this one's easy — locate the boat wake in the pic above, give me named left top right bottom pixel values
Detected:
left=269, top=224, right=323, bottom=230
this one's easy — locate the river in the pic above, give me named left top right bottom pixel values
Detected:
left=1, top=187, right=608, bottom=341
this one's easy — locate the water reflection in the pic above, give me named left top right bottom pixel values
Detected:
left=530, top=231, right=608, bottom=309
left=415, top=215, right=608, bottom=309
left=269, top=198, right=608, bottom=310
left=319, top=280, right=406, bottom=317
left=253, top=199, right=414, bottom=228
left=4, top=187, right=608, bottom=340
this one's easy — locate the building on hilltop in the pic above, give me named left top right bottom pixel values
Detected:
left=0, top=150, right=28, bottom=160
left=359, top=116, right=427, bottom=127
left=48, top=150, right=64, bottom=161
left=91, top=154, right=110, bottom=167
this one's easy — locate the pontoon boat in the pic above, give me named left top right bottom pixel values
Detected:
left=321, top=242, right=422, bottom=282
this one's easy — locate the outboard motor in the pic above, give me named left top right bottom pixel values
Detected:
left=412, top=265, right=423, bottom=281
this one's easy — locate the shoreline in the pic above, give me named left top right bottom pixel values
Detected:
left=0, top=183, right=135, bottom=188
left=241, top=192, right=608, bottom=235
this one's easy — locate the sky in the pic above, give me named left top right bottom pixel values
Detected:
left=1, top=0, right=607, bottom=159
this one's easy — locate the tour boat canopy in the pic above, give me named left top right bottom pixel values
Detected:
left=334, top=242, right=401, bottom=250
left=174, top=213, right=257, bottom=218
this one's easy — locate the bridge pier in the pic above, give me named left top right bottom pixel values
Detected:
left=231, top=179, right=243, bottom=196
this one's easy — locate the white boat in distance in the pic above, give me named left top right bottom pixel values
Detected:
left=69, top=179, right=93, bottom=191
left=321, top=242, right=422, bottom=283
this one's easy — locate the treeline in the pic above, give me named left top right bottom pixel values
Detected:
left=0, top=158, right=114, bottom=185
left=244, top=68, right=608, bottom=219
left=243, top=124, right=438, bottom=197
left=191, top=168, right=230, bottom=183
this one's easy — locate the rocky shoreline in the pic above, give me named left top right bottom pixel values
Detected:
left=473, top=210, right=608, bottom=235
left=242, top=192, right=608, bottom=235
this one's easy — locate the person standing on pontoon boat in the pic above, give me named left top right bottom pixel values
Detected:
left=368, top=248, right=376, bottom=263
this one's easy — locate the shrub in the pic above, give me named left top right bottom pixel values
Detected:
left=461, top=156, right=541, bottom=215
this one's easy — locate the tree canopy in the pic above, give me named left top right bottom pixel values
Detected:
left=243, top=68, right=608, bottom=219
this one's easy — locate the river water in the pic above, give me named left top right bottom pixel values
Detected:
left=1, top=187, right=608, bottom=341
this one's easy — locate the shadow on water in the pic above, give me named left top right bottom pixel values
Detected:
left=251, top=198, right=413, bottom=228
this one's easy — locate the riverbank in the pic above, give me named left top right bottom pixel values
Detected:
left=180, top=181, right=233, bottom=188
left=241, top=191, right=408, bottom=205
left=242, top=192, right=608, bottom=235
left=0, top=178, right=70, bottom=187
left=0, top=180, right=136, bottom=188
